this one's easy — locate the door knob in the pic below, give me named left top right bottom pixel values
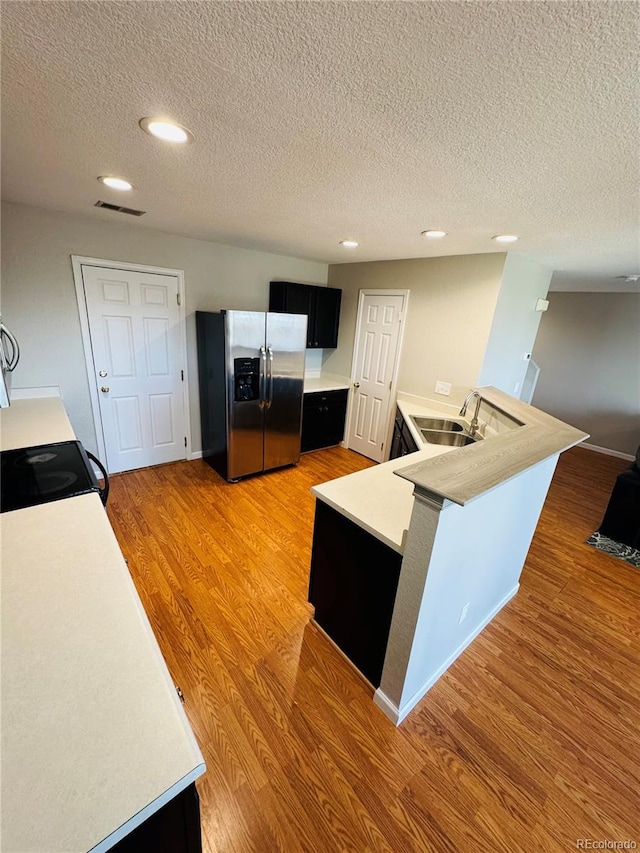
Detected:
left=101, top=386, right=110, bottom=393
left=353, top=381, right=360, bottom=388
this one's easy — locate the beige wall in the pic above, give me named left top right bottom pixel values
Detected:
left=532, top=292, right=640, bottom=456
left=479, top=253, right=552, bottom=394
left=325, top=253, right=507, bottom=404
left=1, top=201, right=327, bottom=454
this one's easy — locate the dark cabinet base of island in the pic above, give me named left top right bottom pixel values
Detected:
left=110, top=783, right=202, bottom=853
left=308, top=500, right=402, bottom=686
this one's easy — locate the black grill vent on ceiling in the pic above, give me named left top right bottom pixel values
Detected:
left=95, top=200, right=146, bottom=216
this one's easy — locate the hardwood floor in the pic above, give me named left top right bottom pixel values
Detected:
left=107, top=446, right=640, bottom=852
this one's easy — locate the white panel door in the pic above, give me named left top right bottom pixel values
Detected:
left=347, top=293, right=406, bottom=462
left=81, top=265, right=186, bottom=473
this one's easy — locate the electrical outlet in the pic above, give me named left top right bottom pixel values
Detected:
left=435, top=380, right=451, bottom=396
left=458, top=602, right=470, bottom=625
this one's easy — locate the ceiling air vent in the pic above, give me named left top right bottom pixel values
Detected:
left=95, top=200, right=146, bottom=216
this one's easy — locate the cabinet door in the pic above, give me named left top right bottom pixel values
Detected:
left=301, top=405, right=324, bottom=452
left=269, top=282, right=341, bottom=349
left=323, top=402, right=347, bottom=445
left=312, top=287, right=342, bottom=349
left=403, top=426, right=419, bottom=454
left=269, top=282, right=314, bottom=347
left=389, top=410, right=419, bottom=459
left=390, top=423, right=404, bottom=460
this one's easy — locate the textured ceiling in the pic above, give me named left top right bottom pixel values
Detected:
left=2, top=1, right=638, bottom=291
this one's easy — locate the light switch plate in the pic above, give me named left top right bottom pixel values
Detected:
left=435, top=380, right=451, bottom=396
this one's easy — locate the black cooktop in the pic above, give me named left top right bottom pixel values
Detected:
left=1, top=440, right=101, bottom=513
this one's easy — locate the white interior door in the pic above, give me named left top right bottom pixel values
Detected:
left=347, top=292, right=407, bottom=462
left=81, top=264, right=186, bottom=474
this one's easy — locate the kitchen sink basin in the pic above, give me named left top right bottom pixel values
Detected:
left=419, top=429, right=482, bottom=447
left=410, top=416, right=464, bottom=432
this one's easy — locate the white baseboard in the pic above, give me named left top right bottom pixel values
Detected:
left=190, top=450, right=203, bottom=460
left=372, top=689, right=400, bottom=724
left=374, top=583, right=519, bottom=726
left=580, top=442, right=634, bottom=461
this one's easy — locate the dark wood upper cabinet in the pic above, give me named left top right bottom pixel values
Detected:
left=269, top=281, right=342, bottom=349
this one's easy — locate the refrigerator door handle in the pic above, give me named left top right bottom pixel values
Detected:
left=259, top=345, right=267, bottom=409
left=266, top=346, right=274, bottom=409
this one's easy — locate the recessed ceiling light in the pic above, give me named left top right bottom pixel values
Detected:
left=340, top=240, right=359, bottom=248
left=492, top=234, right=519, bottom=243
left=421, top=230, right=447, bottom=238
left=139, top=117, right=194, bottom=144
left=98, top=176, right=132, bottom=191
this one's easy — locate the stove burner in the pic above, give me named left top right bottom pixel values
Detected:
left=18, top=451, right=60, bottom=466
left=22, top=470, right=78, bottom=496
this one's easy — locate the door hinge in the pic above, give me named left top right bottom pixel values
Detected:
left=389, top=381, right=392, bottom=389
left=181, top=369, right=184, bottom=381
left=177, top=292, right=181, bottom=306
left=184, top=437, right=187, bottom=448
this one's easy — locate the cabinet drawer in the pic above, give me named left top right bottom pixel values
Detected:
left=303, top=389, right=348, bottom=409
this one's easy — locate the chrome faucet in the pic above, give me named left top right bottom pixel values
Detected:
left=459, top=390, right=482, bottom=437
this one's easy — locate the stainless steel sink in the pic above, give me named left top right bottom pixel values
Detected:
left=419, top=429, right=482, bottom=447
left=410, top=416, right=465, bottom=432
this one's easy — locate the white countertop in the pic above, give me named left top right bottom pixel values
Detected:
left=0, top=397, right=76, bottom=450
left=1, top=400, right=206, bottom=852
left=311, top=443, right=453, bottom=553
left=304, top=372, right=351, bottom=393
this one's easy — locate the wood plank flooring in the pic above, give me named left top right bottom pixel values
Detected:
left=106, top=446, right=640, bottom=852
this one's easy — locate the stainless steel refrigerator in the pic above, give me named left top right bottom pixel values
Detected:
left=196, top=310, right=307, bottom=481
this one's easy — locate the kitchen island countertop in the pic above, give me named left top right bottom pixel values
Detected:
left=311, top=442, right=453, bottom=553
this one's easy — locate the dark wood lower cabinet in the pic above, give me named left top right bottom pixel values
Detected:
left=110, top=783, right=202, bottom=853
left=308, top=500, right=402, bottom=687
left=302, top=390, right=348, bottom=452
left=389, top=407, right=419, bottom=460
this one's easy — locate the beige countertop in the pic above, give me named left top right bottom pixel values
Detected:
left=0, top=396, right=76, bottom=450
left=395, top=386, right=588, bottom=505
left=304, top=373, right=351, bottom=393
left=311, top=442, right=453, bottom=553
left=1, top=400, right=206, bottom=852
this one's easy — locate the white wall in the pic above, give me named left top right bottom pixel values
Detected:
left=325, top=254, right=507, bottom=404
left=532, top=291, right=640, bottom=456
left=478, top=253, right=552, bottom=395
left=376, top=454, right=559, bottom=724
left=1, top=201, right=328, bottom=454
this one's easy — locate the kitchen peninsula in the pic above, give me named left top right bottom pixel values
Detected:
left=309, top=387, right=588, bottom=724
left=1, top=398, right=206, bottom=852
